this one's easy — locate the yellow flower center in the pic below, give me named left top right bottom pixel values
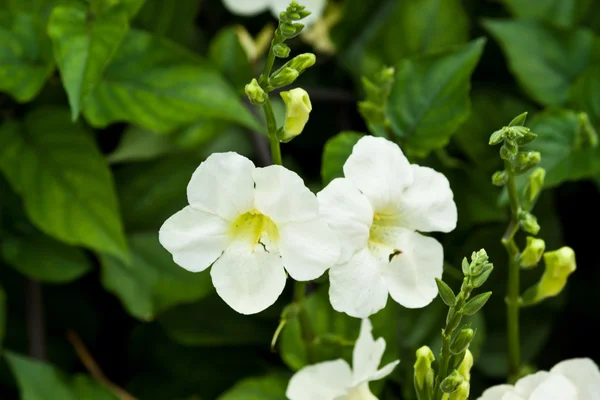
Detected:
left=229, top=209, right=279, bottom=250
left=368, top=212, right=402, bottom=263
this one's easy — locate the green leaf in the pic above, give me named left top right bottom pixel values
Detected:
left=217, top=375, right=288, bottom=400
left=382, top=0, right=469, bottom=61
left=99, top=232, right=213, bottom=320
left=0, top=285, right=5, bottom=353
left=2, top=232, right=91, bottom=283
left=501, top=0, right=592, bottom=28
left=0, top=9, right=55, bottom=101
left=48, top=3, right=129, bottom=119
left=157, top=295, right=272, bottom=346
left=462, top=292, right=492, bottom=316
left=483, top=19, right=595, bottom=106
left=569, top=66, right=600, bottom=125
left=5, top=351, right=119, bottom=400
left=134, top=0, right=200, bottom=45
left=387, top=38, right=485, bottom=157
left=83, top=29, right=261, bottom=133
left=209, top=26, right=253, bottom=92
left=435, top=278, right=457, bottom=307
left=524, top=109, right=600, bottom=188
left=320, top=131, right=364, bottom=185
left=107, top=126, right=177, bottom=164
left=0, top=107, right=128, bottom=261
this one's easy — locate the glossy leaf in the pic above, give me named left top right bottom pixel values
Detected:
left=134, top=0, right=200, bottom=45
left=2, top=232, right=91, bottom=282
left=320, top=131, right=364, bottom=185
left=82, top=29, right=261, bottom=133
left=100, top=232, right=213, bottom=320
left=484, top=19, right=595, bottom=106
left=217, top=375, right=288, bottom=400
left=387, top=38, right=485, bottom=156
left=48, top=3, right=129, bottom=119
left=0, top=108, right=128, bottom=261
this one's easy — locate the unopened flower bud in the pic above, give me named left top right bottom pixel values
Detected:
left=513, top=151, right=541, bottom=174
left=519, top=211, right=540, bottom=235
left=526, top=167, right=546, bottom=203
left=269, top=67, right=299, bottom=88
left=450, top=328, right=474, bottom=355
left=280, top=22, right=304, bottom=38
left=449, top=381, right=470, bottom=400
left=492, top=170, right=508, bottom=186
left=520, top=236, right=545, bottom=268
left=458, top=350, right=474, bottom=382
left=273, top=43, right=291, bottom=58
left=278, top=88, right=312, bottom=142
left=521, top=247, right=576, bottom=306
left=500, top=139, right=518, bottom=160
left=244, top=78, right=266, bottom=105
left=414, top=346, right=435, bottom=400
left=441, top=370, right=464, bottom=394
left=516, top=128, right=537, bottom=145
left=286, top=53, right=316, bottom=75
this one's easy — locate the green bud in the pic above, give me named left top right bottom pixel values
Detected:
left=273, top=43, right=291, bottom=58
left=449, top=381, right=470, bottom=400
left=520, top=236, right=545, bottom=268
left=513, top=151, right=541, bottom=174
left=446, top=307, right=462, bottom=332
left=297, top=10, right=311, bottom=19
left=269, top=67, right=299, bottom=88
left=519, top=211, right=540, bottom=235
left=461, top=292, right=492, bottom=316
left=508, top=111, right=528, bottom=127
left=526, top=167, right=546, bottom=203
left=280, top=22, right=304, bottom=38
left=414, top=346, right=435, bottom=400
left=450, top=328, right=474, bottom=355
left=286, top=53, right=316, bottom=75
left=458, top=350, right=474, bottom=382
left=461, top=257, right=469, bottom=276
left=516, top=128, right=537, bottom=145
left=244, top=78, right=267, bottom=105
left=492, top=170, right=508, bottom=186
left=441, top=370, right=464, bottom=394
left=278, top=88, right=312, bottom=142
left=435, top=278, right=456, bottom=307
left=470, top=263, right=493, bottom=288
left=489, top=128, right=505, bottom=145
left=521, top=247, right=576, bottom=306
left=500, top=139, right=518, bottom=160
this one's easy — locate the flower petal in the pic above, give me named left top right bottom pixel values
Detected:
left=210, top=241, right=286, bottom=315
left=317, top=178, right=373, bottom=264
left=530, top=373, right=577, bottom=400
left=278, top=219, right=340, bottom=281
left=368, top=360, right=400, bottom=382
left=159, top=206, right=229, bottom=272
left=352, top=318, right=385, bottom=385
left=253, top=165, right=318, bottom=224
left=222, top=0, right=270, bottom=16
left=343, top=136, right=413, bottom=212
left=551, top=358, right=600, bottom=400
left=329, top=248, right=388, bottom=318
left=476, top=385, right=515, bottom=400
left=381, top=230, right=443, bottom=309
left=513, top=371, right=550, bottom=398
left=286, top=359, right=352, bottom=400
left=269, top=0, right=326, bottom=25
left=397, top=165, right=457, bottom=233
left=187, top=152, right=255, bottom=220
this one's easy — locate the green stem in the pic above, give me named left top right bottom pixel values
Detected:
left=262, top=97, right=282, bottom=165
left=294, top=281, right=316, bottom=362
left=502, top=160, right=521, bottom=383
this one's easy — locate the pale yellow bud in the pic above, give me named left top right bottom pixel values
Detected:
left=539, top=247, right=576, bottom=297
left=279, top=88, right=312, bottom=142
left=458, top=350, right=474, bottom=382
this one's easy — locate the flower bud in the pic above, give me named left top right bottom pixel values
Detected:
left=513, top=151, right=541, bottom=174
left=449, top=381, right=470, bottom=400
left=441, top=370, right=464, bottom=394
left=450, top=328, right=474, bottom=355
left=489, top=128, right=505, bottom=145
left=414, top=346, right=435, bottom=400
left=470, top=263, right=493, bottom=288
left=516, top=128, right=537, bottom=145
left=278, top=88, right=312, bottom=142
left=492, top=170, right=508, bottom=186
left=280, top=22, right=304, bottom=38
left=500, top=138, right=518, bottom=160
left=519, top=211, right=540, bottom=235
left=519, top=236, right=545, bottom=269
left=286, top=53, right=316, bottom=75
left=526, top=167, right=546, bottom=203
left=521, top=247, right=576, bottom=306
left=458, top=350, right=474, bottom=382
left=244, top=78, right=267, bottom=105
left=269, top=67, right=299, bottom=88
left=273, top=43, right=291, bottom=58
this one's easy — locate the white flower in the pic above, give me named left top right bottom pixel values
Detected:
left=286, top=318, right=399, bottom=400
left=222, top=0, right=326, bottom=25
left=478, top=358, right=600, bottom=400
left=317, top=136, right=457, bottom=318
left=159, top=152, right=340, bottom=315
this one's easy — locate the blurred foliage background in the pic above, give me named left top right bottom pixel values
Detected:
left=0, top=0, right=599, bottom=398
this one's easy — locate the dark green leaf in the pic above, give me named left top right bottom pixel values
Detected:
left=501, top=0, right=592, bottom=28
left=462, top=292, right=492, bottom=316
left=157, top=295, right=272, bottom=346
left=209, top=26, right=253, bottom=92
left=134, top=0, right=200, bottom=45
left=387, top=38, right=485, bottom=157
left=5, top=351, right=118, bottom=400
left=320, top=131, right=364, bottom=185
left=48, top=3, right=129, bottom=119
left=107, top=126, right=178, bottom=164
left=435, top=278, right=457, bottom=307
left=569, top=66, right=600, bottom=125
left=82, top=29, right=261, bottom=133
left=2, top=232, right=91, bottom=282
left=100, top=232, right=213, bottom=320
left=217, top=375, right=288, bottom=400
left=0, top=107, right=128, bottom=261
left=483, top=19, right=595, bottom=106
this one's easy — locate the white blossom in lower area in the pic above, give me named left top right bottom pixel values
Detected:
left=478, top=358, right=600, bottom=400
left=159, top=152, right=339, bottom=315
left=286, top=318, right=399, bottom=400
left=221, top=0, right=325, bottom=25
left=317, top=136, right=457, bottom=318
